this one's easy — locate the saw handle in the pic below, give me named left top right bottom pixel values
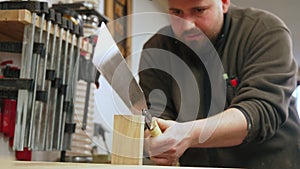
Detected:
left=149, top=119, right=162, bottom=137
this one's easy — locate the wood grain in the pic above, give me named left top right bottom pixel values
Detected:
left=0, top=10, right=92, bottom=52
left=1, top=160, right=239, bottom=169
left=111, top=115, right=144, bottom=165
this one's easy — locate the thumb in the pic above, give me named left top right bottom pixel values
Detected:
left=154, top=118, right=176, bottom=132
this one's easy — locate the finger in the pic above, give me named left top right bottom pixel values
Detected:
left=150, top=155, right=179, bottom=166
left=151, top=150, right=176, bottom=159
left=154, top=118, right=175, bottom=131
left=149, top=140, right=175, bottom=155
left=144, top=129, right=151, bottom=138
left=144, top=136, right=150, bottom=156
left=150, top=156, right=175, bottom=166
left=149, top=144, right=177, bottom=157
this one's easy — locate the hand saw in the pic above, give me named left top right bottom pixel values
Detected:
left=92, top=22, right=161, bottom=137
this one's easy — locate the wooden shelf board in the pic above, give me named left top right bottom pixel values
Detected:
left=0, top=10, right=30, bottom=41
left=0, top=9, right=92, bottom=52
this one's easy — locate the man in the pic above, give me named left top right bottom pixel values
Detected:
left=138, top=0, right=300, bottom=168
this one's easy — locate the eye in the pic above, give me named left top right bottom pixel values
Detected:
left=169, top=9, right=183, bottom=16
left=192, top=7, right=206, bottom=14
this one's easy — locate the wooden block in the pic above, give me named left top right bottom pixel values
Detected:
left=112, top=115, right=144, bottom=165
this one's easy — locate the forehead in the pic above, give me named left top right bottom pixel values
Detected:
left=168, top=0, right=213, bottom=6
left=168, top=0, right=216, bottom=9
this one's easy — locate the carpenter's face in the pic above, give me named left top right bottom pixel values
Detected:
left=168, top=0, right=230, bottom=44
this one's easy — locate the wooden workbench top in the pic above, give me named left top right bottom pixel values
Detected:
left=2, top=160, right=237, bottom=169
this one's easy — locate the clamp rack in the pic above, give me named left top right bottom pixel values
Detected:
left=0, top=1, right=92, bottom=158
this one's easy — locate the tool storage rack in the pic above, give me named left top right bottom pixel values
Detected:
left=0, top=3, right=93, bottom=155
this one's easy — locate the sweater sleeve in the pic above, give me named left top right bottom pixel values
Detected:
left=230, top=18, right=297, bottom=143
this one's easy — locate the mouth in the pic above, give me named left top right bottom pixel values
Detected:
left=183, top=33, right=203, bottom=42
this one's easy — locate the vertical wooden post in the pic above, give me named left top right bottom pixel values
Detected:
left=111, top=115, right=144, bottom=165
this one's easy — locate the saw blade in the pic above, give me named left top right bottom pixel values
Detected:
left=92, top=22, right=147, bottom=115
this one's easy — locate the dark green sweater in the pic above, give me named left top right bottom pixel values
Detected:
left=139, top=5, right=300, bottom=169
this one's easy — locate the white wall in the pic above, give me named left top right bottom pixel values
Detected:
left=131, top=0, right=169, bottom=75
left=0, top=136, right=14, bottom=159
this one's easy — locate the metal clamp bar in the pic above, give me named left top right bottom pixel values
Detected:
left=28, top=11, right=46, bottom=150
left=57, top=19, right=72, bottom=150
left=50, top=16, right=66, bottom=150
left=45, top=11, right=60, bottom=151
left=13, top=12, right=37, bottom=151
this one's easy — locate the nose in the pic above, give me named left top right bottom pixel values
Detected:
left=170, top=14, right=197, bottom=35
left=181, top=19, right=196, bottom=31
left=176, top=14, right=196, bottom=32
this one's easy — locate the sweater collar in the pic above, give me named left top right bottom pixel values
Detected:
left=214, top=7, right=231, bottom=55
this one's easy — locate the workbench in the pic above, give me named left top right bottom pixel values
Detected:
left=2, top=160, right=236, bottom=169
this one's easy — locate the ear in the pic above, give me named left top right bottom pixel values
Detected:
left=221, top=0, right=230, bottom=13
